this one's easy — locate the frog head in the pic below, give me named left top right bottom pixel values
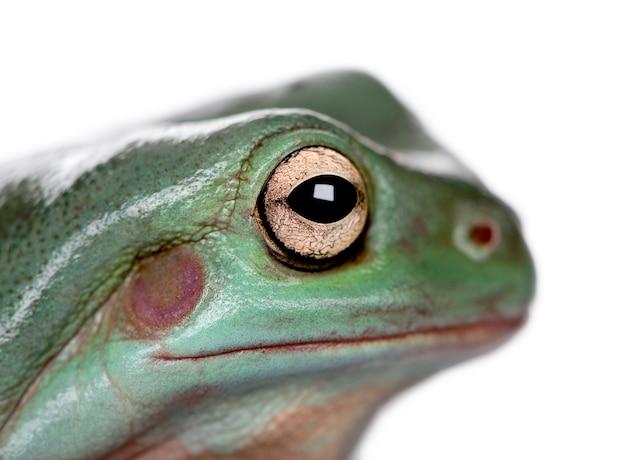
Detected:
left=0, top=72, right=534, bottom=459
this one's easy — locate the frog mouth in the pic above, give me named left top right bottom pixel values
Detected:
left=154, top=315, right=525, bottom=362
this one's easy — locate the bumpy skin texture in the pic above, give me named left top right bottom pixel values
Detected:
left=0, top=72, right=534, bottom=459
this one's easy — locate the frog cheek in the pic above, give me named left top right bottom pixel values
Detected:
left=126, top=246, right=206, bottom=331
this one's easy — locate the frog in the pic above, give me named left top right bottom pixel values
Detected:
left=0, top=71, right=534, bottom=459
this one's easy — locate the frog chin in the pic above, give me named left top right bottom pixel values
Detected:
left=153, top=313, right=526, bottom=363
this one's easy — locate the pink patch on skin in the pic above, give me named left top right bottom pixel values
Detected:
left=128, top=246, right=205, bottom=330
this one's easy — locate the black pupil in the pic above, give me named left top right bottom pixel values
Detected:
left=287, top=175, right=358, bottom=224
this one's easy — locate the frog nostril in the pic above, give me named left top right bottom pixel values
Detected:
left=454, top=217, right=501, bottom=262
left=468, top=222, right=497, bottom=246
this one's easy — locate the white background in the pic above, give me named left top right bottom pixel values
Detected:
left=1, top=2, right=624, bottom=459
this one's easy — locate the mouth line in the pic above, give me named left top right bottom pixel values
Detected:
left=154, top=315, right=526, bottom=362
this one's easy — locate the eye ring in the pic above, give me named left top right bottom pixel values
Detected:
left=255, top=146, right=368, bottom=270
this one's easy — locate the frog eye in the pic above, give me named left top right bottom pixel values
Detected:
left=255, top=146, right=368, bottom=270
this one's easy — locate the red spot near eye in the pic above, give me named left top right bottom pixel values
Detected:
left=128, top=246, right=205, bottom=330
left=468, top=222, right=496, bottom=246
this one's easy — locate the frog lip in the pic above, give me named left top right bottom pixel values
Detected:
left=154, top=314, right=526, bottom=362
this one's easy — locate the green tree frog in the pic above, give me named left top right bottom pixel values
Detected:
left=0, top=72, right=534, bottom=459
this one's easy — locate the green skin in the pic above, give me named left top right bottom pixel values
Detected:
left=0, top=72, right=534, bottom=459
